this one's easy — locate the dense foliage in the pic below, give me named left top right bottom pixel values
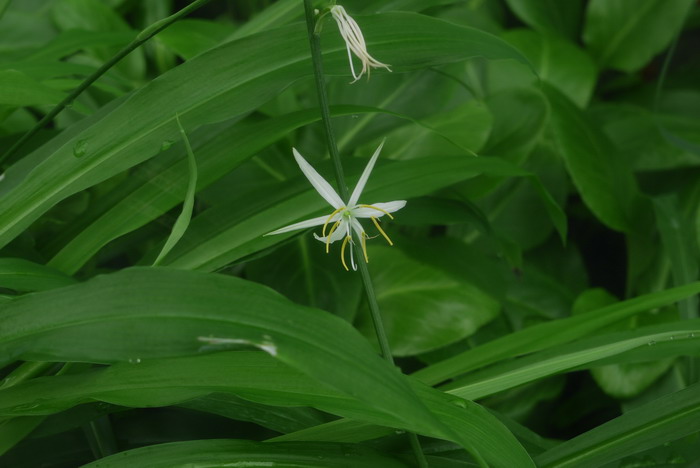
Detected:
left=1, top=0, right=699, bottom=466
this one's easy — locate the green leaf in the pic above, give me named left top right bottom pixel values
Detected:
left=152, top=116, right=197, bottom=266
left=537, top=380, right=700, bottom=467
left=412, top=282, right=700, bottom=386
left=0, top=69, right=67, bottom=107
left=155, top=19, right=233, bottom=59
left=443, top=321, right=700, bottom=401
left=357, top=246, right=499, bottom=356
left=502, top=29, right=597, bottom=108
left=654, top=196, right=699, bottom=320
left=0, top=11, right=527, bottom=251
left=81, top=439, right=409, bottom=468
left=0, top=268, right=442, bottom=433
left=583, top=0, right=694, bottom=72
left=0, top=258, right=77, bottom=292
left=544, top=83, right=646, bottom=233
left=503, top=0, right=583, bottom=39
left=0, top=269, right=534, bottom=466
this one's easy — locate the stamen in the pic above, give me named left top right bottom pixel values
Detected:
left=322, top=207, right=345, bottom=236
left=371, top=216, right=393, bottom=246
left=340, top=235, right=351, bottom=271
left=325, top=220, right=342, bottom=253
left=358, top=204, right=394, bottom=219
left=361, top=232, right=369, bottom=263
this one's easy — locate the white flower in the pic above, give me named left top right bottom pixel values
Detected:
left=265, top=140, right=405, bottom=271
left=330, top=5, right=392, bottom=83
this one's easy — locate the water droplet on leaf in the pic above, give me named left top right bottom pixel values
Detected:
left=160, top=140, right=175, bottom=151
left=73, top=139, right=88, bottom=158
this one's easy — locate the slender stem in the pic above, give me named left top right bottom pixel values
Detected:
left=355, top=256, right=394, bottom=361
left=303, top=0, right=349, bottom=202
left=0, top=0, right=213, bottom=168
left=302, top=3, right=427, bottom=466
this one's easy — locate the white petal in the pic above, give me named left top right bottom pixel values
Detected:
left=352, top=200, right=406, bottom=218
left=350, top=218, right=366, bottom=239
left=293, top=148, right=344, bottom=209
left=313, top=219, right=348, bottom=244
left=348, top=139, right=385, bottom=206
left=264, top=214, right=331, bottom=236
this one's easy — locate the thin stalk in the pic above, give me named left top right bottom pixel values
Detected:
left=0, top=0, right=213, bottom=168
left=302, top=2, right=427, bottom=466
left=303, top=0, right=349, bottom=202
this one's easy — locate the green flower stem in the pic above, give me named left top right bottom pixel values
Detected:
left=302, top=2, right=428, bottom=467
left=303, top=0, right=349, bottom=202
left=0, top=0, right=213, bottom=169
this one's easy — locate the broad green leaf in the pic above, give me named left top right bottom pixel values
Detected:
left=502, top=29, right=597, bottom=108
left=81, top=439, right=409, bottom=468
left=412, top=282, right=700, bottom=386
left=503, top=0, right=583, bottom=39
left=591, top=360, right=674, bottom=399
left=0, top=69, right=66, bottom=107
left=152, top=116, right=197, bottom=266
left=0, top=12, right=527, bottom=252
left=0, top=267, right=534, bottom=465
left=544, top=84, right=646, bottom=233
left=0, top=352, right=534, bottom=467
left=0, top=268, right=442, bottom=435
left=583, top=0, right=694, bottom=72
left=0, top=258, right=77, bottom=292
left=482, top=87, right=549, bottom=163
left=536, top=381, right=700, bottom=467
left=357, top=246, right=499, bottom=356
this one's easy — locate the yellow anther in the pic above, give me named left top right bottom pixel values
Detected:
left=340, top=235, right=351, bottom=271
left=371, top=216, right=393, bottom=246
left=359, top=204, right=394, bottom=219
left=325, top=220, right=341, bottom=253
left=361, top=232, right=369, bottom=263
left=322, top=207, right=345, bottom=237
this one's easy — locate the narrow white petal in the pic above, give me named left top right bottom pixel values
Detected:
left=348, top=139, right=385, bottom=206
left=265, top=214, right=331, bottom=236
left=350, top=218, right=366, bottom=239
left=313, top=219, right=348, bottom=244
left=292, top=148, right=344, bottom=209
left=352, top=200, right=407, bottom=218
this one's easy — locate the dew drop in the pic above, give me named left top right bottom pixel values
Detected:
left=128, top=358, right=141, bottom=364
left=160, top=140, right=175, bottom=151
left=394, top=430, right=406, bottom=435
left=647, top=341, right=656, bottom=346
left=73, top=139, right=88, bottom=158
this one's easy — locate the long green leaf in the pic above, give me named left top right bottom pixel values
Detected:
left=0, top=267, right=533, bottom=466
left=0, top=258, right=76, bottom=292
left=81, top=439, right=409, bottom=468
left=444, top=321, right=700, bottom=400
left=537, top=381, right=700, bottom=467
left=0, top=352, right=533, bottom=467
left=152, top=115, right=197, bottom=266
left=413, top=282, right=700, bottom=386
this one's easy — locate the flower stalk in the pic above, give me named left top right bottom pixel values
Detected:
left=302, top=2, right=428, bottom=467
